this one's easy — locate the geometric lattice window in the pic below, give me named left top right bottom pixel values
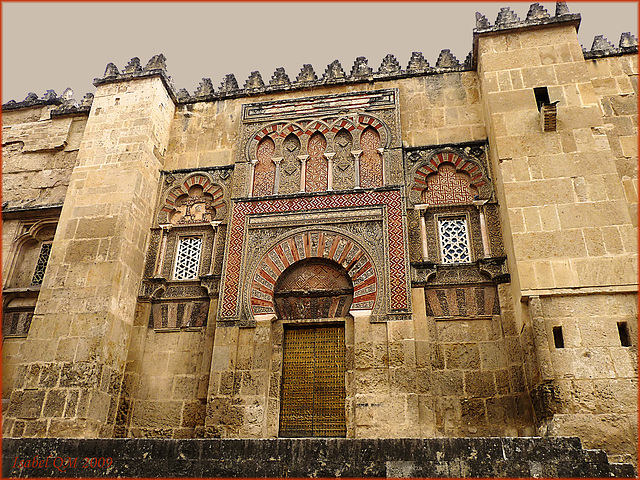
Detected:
left=438, top=218, right=471, bottom=264
left=173, top=237, right=202, bottom=280
left=30, top=242, right=52, bottom=286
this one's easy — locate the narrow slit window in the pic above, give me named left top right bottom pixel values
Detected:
left=617, top=322, right=631, bottom=347
left=174, top=237, right=203, bottom=280
left=438, top=217, right=471, bottom=264
left=30, top=242, right=52, bottom=286
left=553, top=326, right=564, bottom=349
left=533, top=87, right=550, bottom=111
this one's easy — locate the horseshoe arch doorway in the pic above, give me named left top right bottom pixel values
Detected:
left=275, top=258, right=352, bottom=437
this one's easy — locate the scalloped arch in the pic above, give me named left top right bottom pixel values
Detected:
left=412, top=150, right=491, bottom=201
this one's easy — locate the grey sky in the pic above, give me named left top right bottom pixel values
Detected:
left=2, top=2, right=637, bottom=104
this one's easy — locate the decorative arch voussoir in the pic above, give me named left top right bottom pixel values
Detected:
left=249, top=231, right=378, bottom=316
left=413, top=150, right=490, bottom=197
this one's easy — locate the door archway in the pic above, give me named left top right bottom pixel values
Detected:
left=276, top=258, right=350, bottom=438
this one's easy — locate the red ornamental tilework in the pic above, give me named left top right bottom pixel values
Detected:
left=221, top=189, right=408, bottom=318
left=248, top=230, right=379, bottom=315
left=165, top=175, right=221, bottom=207
left=359, top=126, right=383, bottom=188
left=423, top=163, right=475, bottom=205
left=306, top=132, right=328, bottom=192
left=253, top=137, right=276, bottom=196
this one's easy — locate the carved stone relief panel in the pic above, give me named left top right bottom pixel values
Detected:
left=424, top=285, right=501, bottom=317
left=279, top=134, right=301, bottom=195
left=359, top=126, right=383, bottom=188
left=234, top=89, right=402, bottom=198
left=150, top=299, right=209, bottom=329
left=332, top=129, right=354, bottom=190
left=158, top=172, right=227, bottom=226
left=306, top=132, right=328, bottom=192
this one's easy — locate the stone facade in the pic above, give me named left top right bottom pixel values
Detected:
left=2, top=2, right=637, bottom=469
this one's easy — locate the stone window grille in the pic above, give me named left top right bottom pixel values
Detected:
left=438, top=217, right=471, bottom=264
left=30, top=242, right=52, bottom=286
left=173, top=237, right=203, bottom=280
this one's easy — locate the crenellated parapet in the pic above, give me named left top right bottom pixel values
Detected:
left=92, top=54, right=177, bottom=100
left=3, top=3, right=637, bottom=110
left=2, top=88, right=93, bottom=115
left=473, top=2, right=637, bottom=66
left=84, top=50, right=474, bottom=106
left=474, top=2, right=580, bottom=34
left=582, top=32, right=638, bottom=59
left=170, top=50, right=473, bottom=104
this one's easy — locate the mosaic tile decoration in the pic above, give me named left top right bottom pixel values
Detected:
left=219, top=189, right=409, bottom=320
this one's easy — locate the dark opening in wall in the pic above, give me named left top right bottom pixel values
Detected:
left=617, top=322, right=631, bottom=347
left=553, top=326, right=564, bottom=348
left=534, top=87, right=550, bottom=111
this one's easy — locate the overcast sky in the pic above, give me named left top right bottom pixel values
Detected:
left=2, top=2, right=637, bottom=104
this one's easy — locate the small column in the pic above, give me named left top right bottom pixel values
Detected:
left=324, top=153, right=335, bottom=191
left=298, top=155, right=309, bottom=192
left=207, top=221, right=222, bottom=275
left=377, top=147, right=385, bottom=186
left=154, top=224, right=173, bottom=278
left=351, top=150, right=363, bottom=189
left=472, top=199, right=491, bottom=258
left=414, top=204, right=429, bottom=261
left=248, top=159, right=258, bottom=196
left=272, top=157, right=283, bottom=194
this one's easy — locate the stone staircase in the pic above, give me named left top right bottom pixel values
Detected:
left=3, top=437, right=636, bottom=477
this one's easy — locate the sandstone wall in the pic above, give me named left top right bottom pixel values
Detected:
left=2, top=108, right=86, bottom=211
left=476, top=23, right=637, bottom=464
left=4, top=76, right=175, bottom=438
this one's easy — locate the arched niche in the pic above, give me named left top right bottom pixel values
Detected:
left=411, top=150, right=492, bottom=205
left=6, top=220, right=57, bottom=289
left=274, top=258, right=353, bottom=320
left=159, top=174, right=225, bottom=225
left=249, top=230, right=377, bottom=317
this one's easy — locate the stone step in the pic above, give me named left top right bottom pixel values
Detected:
left=2, top=436, right=636, bottom=478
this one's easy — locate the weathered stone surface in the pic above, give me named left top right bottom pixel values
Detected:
left=1, top=437, right=635, bottom=478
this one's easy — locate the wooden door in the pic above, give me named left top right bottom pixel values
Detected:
left=279, top=325, right=346, bottom=437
